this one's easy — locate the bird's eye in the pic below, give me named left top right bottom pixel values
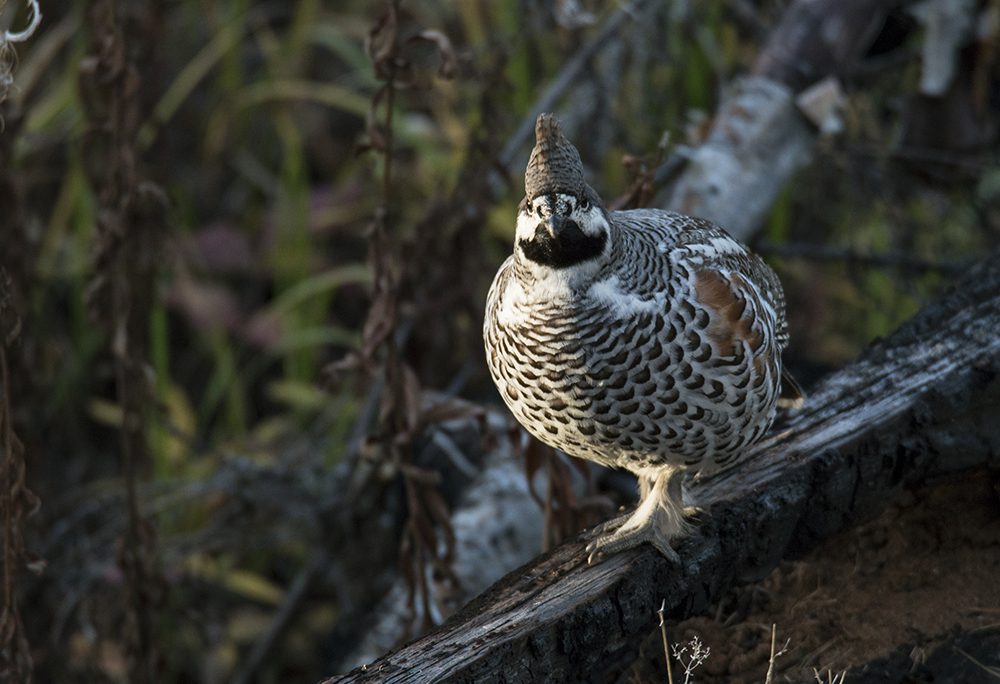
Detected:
left=579, top=198, right=590, bottom=210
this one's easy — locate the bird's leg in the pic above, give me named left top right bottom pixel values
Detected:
left=586, top=474, right=655, bottom=536
left=585, top=467, right=694, bottom=564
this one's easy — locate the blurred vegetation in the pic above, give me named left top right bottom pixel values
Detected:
left=0, top=0, right=997, bottom=682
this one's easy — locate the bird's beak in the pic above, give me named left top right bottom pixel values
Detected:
left=543, top=214, right=569, bottom=239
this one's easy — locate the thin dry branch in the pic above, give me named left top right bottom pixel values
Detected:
left=79, top=2, right=168, bottom=681
left=754, top=240, right=973, bottom=276
left=497, top=0, right=652, bottom=172
left=0, top=271, right=40, bottom=684
left=231, top=549, right=328, bottom=684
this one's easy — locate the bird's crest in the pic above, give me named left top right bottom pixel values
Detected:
left=525, top=114, right=587, bottom=200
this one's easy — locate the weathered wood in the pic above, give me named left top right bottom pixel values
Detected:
left=752, top=0, right=894, bottom=92
left=662, top=76, right=815, bottom=241
left=663, top=0, right=906, bottom=240
left=324, top=250, right=1000, bottom=684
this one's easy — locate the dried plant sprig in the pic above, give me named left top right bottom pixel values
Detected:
left=0, top=0, right=42, bottom=110
left=813, top=668, right=848, bottom=684
left=0, top=0, right=41, bottom=42
left=657, top=599, right=674, bottom=684
left=0, top=270, right=42, bottom=684
left=671, top=634, right=710, bottom=684
left=765, top=624, right=791, bottom=684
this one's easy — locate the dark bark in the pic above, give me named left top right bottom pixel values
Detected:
left=752, top=0, right=895, bottom=92
left=324, top=249, right=1000, bottom=684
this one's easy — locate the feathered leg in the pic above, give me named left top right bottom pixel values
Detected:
left=585, top=467, right=694, bottom=563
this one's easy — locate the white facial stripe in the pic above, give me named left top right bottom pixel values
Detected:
left=515, top=210, right=540, bottom=243
left=518, top=194, right=608, bottom=239
left=531, top=193, right=578, bottom=217
left=555, top=194, right=576, bottom=215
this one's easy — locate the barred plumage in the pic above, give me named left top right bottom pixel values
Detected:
left=484, top=114, right=801, bottom=562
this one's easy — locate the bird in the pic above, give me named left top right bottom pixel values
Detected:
left=484, top=114, right=802, bottom=563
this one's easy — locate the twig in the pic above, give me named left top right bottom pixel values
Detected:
left=755, top=239, right=973, bottom=276
left=813, top=668, right=847, bottom=684
left=766, top=623, right=777, bottom=684
left=658, top=600, right=673, bottom=684
left=498, top=0, right=652, bottom=171
left=764, top=624, right=791, bottom=684
left=957, top=647, right=1000, bottom=679
left=0, top=271, right=39, bottom=683
left=890, top=145, right=987, bottom=173
left=230, top=549, right=328, bottom=684
left=847, top=142, right=986, bottom=174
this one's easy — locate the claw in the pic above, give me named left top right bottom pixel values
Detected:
left=584, top=467, right=694, bottom=564
left=585, top=516, right=685, bottom=564
left=585, top=511, right=631, bottom=539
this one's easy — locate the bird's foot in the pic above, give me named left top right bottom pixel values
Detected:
left=587, top=509, right=633, bottom=538
left=584, top=496, right=695, bottom=564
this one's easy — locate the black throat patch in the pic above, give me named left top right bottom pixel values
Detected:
left=519, top=219, right=607, bottom=269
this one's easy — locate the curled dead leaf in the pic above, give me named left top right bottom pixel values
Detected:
left=408, top=30, right=457, bottom=80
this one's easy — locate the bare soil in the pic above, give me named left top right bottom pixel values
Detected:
left=620, top=471, right=1000, bottom=683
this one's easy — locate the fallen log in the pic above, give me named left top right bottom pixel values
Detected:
left=325, top=249, right=1000, bottom=684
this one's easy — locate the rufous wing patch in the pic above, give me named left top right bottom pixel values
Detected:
left=693, top=269, right=763, bottom=359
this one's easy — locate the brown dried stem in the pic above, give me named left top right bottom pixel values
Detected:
left=80, top=1, right=167, bottom=682
left=0, top=271, right=40, bottom=684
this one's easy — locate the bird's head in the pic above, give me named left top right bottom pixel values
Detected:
left=515, top=114, right=611, bottom=271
